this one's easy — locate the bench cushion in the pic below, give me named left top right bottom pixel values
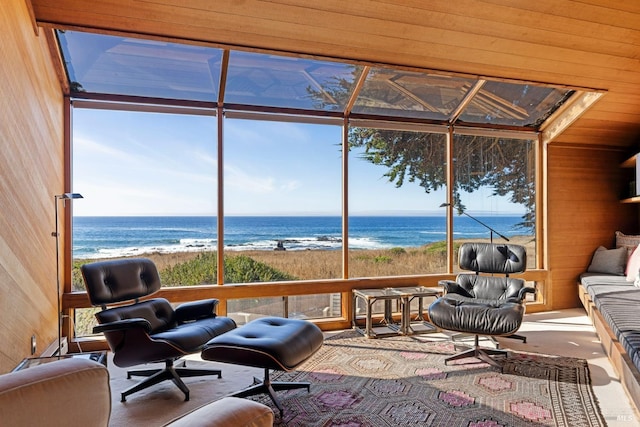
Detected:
left=580, top=272, right=640, bottom=374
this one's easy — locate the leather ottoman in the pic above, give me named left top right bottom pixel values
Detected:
left=201, top=317, right=323, bottom=415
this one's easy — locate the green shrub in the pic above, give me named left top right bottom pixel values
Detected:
left=161, top=252, right=296, bottom=285
left=224, top=254, right=297, bottom=283
left=389, top=247, right=406, bottom=255
left=161, top=252, right=217, bottom=286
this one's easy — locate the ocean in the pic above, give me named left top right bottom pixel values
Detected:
left=72, top=215, right=529, bottom=259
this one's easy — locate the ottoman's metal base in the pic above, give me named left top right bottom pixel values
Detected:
left=231, top=368, right=311, bottom=416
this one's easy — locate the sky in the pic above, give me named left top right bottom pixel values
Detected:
left=71, top=108, right=523, bottom=217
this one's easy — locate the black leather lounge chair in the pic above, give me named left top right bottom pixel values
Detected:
left=81, top=257, right=237, bottom=402
left=428, top=242, right=535, bottom=367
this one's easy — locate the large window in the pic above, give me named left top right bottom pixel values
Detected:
left=223, top=118, right=343, bottom=323
left=70, top=108, right=541, bottom=334
left=348, top=126, right=448, bottom=278
left=72, top=108, right=218, bottom=290
left=452, top=133, right=537, bottom=270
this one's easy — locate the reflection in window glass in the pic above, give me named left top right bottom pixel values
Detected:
left=226, top=51, right=360, bottom=111
left=71, top=108, right=218, bottom=290
left=348, top=127, right=448, bottom=277
left=353, top=69, right=475, bottom=121
left=457, top=81, right=572, bottom=127
left=452, top=133, right=536, bottom=271
left=58, top=30, right=223, bottom=102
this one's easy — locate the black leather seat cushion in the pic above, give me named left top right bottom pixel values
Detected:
left=202, top=317, right=324, bottom=371
left=95, top=298, right=237, bottom=353
left=429, top=297, right=525, bottom=336
left=153, top=317, right=237, bottom=352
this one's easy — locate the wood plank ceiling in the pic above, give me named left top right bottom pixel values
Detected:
left=29, top=0, right=640, bottom=149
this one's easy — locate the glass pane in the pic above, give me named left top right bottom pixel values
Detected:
left=352, top=68, right=476, bottom=120
left=73, top=308, right=100, bottom=338
left=227, top=297, right=284, bottom=325
left=58, top=30, right=223, bottom=102
left=223, top=119, right=342, bottom=282
left=452, top=133, right=536, bottom=271
left=348, top=127, right=448, bottom=277
left=288, top=294, right=342, bottom=319
left=458, top=81, right=573, bottom=127
left=71, top=108, right=218, bottom=287
left=226, top=51, right=361, bottom=111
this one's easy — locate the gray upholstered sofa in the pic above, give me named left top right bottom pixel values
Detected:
left=0, top=357, right=273, bottom=427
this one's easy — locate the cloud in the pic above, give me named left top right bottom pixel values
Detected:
left=224, top=164, right=275, bottom=193
left=73, top=137, right=135, bottom=162
left=280, top=180, right=301, bottom=191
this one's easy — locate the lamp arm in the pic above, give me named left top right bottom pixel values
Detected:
left=461, top=212, right=510, bottom=242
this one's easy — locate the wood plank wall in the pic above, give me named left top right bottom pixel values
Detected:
left=0, top=0, right=63, bottom=372
left=546, top=144, right=638, bottom=309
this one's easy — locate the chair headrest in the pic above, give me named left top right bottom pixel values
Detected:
left=458, top=242, right=526, bottom=274
left=80, top=258, right=162, bottom=306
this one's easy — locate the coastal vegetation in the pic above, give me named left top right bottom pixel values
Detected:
left=72, top=237, right=533, bottom=290
left=71, top=237, right=533, bottom=335
left=72, top=240, right=456, bottom=291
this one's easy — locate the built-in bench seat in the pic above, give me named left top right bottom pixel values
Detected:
left=578, top=272, right=640, bottom=410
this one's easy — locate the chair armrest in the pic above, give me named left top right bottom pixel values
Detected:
left=516, top=286, right=536, bottom=302
left=93, top=318, right=152, bottom=334
left=174, top=299, right=219, bottom=323
left=438, top=280, right=473, bottom=298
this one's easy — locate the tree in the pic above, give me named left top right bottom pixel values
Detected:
left=348, top=128, right=536, bottom=231
left=308, top=66, right=537, bottom=232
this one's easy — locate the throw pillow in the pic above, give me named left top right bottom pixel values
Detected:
left=615, top=231, right=640, bottom=259
left=626, top=244, right=640, bottom=282
left=587, top=246, right=627, bottom=275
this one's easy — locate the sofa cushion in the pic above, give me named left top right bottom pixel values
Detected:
left=587, top=246, right=626, bottom=275
left=579, top=273, right=633, bottom=300
left=595, top=290, right=640, bottom=372
left=0, top=358, right=111, bottom=426
left=616, top=231, right=640, bottom=259
left=164, top=397, right=274, bottom=427
left=626, top=244, right=640, bottom=282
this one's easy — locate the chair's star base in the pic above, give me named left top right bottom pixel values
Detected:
left=122, top=359, right=222, bottom=402
left=445, top=335, right=508, bottom=369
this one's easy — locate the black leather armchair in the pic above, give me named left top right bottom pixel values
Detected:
left=81, top=258, right=237, bottom=402
left=428, top=242, right=535, bottom=367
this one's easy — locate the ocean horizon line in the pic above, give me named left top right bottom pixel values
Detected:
left=72, top=215, right=530, bottom=259
left=74, top=212, right=526, bottom=218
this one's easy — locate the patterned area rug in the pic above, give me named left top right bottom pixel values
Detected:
left=249, top=332, right=606, bottom=427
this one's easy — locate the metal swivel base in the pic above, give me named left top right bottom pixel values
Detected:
left=445, top=335, right=508, bottom=368
left=231, top=368, right=311, bottom=416
left=123, top=359, right=222, bottom=402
